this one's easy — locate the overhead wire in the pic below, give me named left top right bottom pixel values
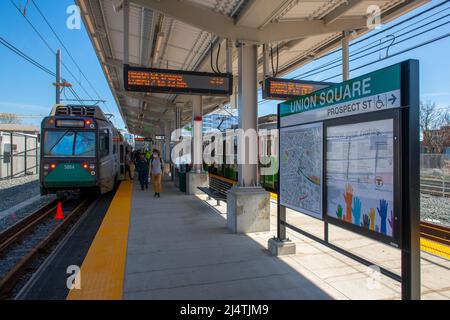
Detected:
left=257, top=2, right=450, bottom=105
left=0, top=35, right=83, bottom=104
left=8, top=0, right=94, bottom=105
left=30, top=0, right=109, bottom=112
left=294, top=9, right=450, bottom=80
left=320, top=32, right=450, bottom=82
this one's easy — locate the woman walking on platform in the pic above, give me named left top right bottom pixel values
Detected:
left=150, top=149, right=163, bottom=198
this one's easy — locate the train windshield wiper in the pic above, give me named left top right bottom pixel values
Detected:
left=47, top=129, right=70, bottom=154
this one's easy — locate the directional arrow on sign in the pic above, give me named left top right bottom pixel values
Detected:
left=388, top=94, right=397, bottom=105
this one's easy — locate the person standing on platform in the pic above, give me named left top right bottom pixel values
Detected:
left=136, top=153, right=149, bottom=190
left=150, top=149, right=163, bottom=198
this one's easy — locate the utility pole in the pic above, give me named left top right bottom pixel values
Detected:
left=56, top=49, right=61, bottom=104
left=342, top=31, right=350, bottom=81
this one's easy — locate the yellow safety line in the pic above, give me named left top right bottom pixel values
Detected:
left=67, top=180, right=133, bottom=300
left=208, top=173, right=238, bottom=185
left=270, top=192, right=278, bottom=201
left=421, top=238, right=450, bottom=260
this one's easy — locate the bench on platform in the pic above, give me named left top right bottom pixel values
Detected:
left=197, top=174, right=235, bottom=205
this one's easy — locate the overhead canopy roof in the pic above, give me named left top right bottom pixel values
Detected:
left=76, top=0, right=428, bottom=137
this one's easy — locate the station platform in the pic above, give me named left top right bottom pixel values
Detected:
left=66, top=179, right=450, bottom=300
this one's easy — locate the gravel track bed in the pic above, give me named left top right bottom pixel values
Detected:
left=0, top=219, right=63, bottom=280
left=421, top=194, right=450, bottom=227
left=0, top=175, right=40, bottom=212
left=0, top=195, right=55, bottom=233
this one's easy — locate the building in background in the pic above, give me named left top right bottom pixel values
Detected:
left=422, top=126, right=450, bottom=154
left=0, top=126, right=40, bottom=179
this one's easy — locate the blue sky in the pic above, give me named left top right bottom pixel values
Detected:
left=258, top=0, right=450, bottom=116
left=0, top=0, right=449, bottom=128
left=0, top=0, right=124, bottom=129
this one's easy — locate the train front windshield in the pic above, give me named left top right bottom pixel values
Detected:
left=43, top=130, right=96, bottom=157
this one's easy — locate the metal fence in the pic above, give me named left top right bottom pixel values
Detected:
left=0, top=131, right=40, bottom=180
left=420, top=153, right=450, bottom=197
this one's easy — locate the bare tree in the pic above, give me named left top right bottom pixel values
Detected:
left=431, top=107, right=450, bottom=153
left=420, top=101, right=440, bottom=132
left=0, top=113, right=22, bottom=124
left=420, top=101, right=442, bottom=152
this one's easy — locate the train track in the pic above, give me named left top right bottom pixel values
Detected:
left=420, top=177, right=450, bottom=197
left=0, top=197, right=93, bottom=298
left=420, top=221, right=450, bottom=247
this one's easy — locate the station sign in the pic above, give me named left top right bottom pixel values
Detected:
left=124, top=65, right=233, bottom=96
left=280, top=64, right=401, bottom=127
left=277, top=61, right=421, bottom=250
left=263, top=78, right=334, bottom=100
left=277, top=60, right=423, bottom=299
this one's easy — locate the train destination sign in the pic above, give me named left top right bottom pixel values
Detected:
left=263, top=78, right=334, bottom=100
left=124, top=65, right=233, bottom=96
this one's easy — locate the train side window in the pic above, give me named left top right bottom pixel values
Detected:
left=99, top=130, right=110, bottom=157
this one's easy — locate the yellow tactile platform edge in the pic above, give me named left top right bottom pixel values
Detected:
left=67, top=180, right=133, bottom=300
left=421, top=238, right=450, bottom=260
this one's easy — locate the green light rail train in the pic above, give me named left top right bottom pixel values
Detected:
left=40, top=105, right=131, bottom=196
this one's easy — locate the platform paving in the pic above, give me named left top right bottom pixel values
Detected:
left=124, top=181, right=338, bottom=299
left=123, top=180, right=450, bottom=300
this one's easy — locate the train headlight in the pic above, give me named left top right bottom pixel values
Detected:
left=89, top=164, right=95, bottom=170
left=43, top=164, right=49, bottom=170
left=90, top=171, right=96, bottom=176
left=50, top=164, right=57, bottom=169
left=82, top=163, right=89, bottom=169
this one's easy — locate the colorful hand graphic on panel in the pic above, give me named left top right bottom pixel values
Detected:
left=369, top=208, right=375, bottom=231
left=343, top=184, right=353, bottom=223
left=352, top=197, right=362, bottom=226
left=336, top=204, right=343, bottom=220
left=377, top=199, right=388, bottom=235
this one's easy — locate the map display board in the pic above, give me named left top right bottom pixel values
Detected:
left=280, top=122, right=323, bottom=219
left=326, top=119, right=394, bottom=237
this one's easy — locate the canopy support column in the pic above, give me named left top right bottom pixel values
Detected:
left=227, top=42, right=270, bottom=234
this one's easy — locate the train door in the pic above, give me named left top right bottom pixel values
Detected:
left=118, top=143, right=125, bottom=180
left=98, top=127, right=115, bottom=193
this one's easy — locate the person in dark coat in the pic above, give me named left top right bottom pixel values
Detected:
left=136, top=153, right=149, bottom=190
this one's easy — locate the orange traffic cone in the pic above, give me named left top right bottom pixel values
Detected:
left=55, top=202, right=65, bottom=220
